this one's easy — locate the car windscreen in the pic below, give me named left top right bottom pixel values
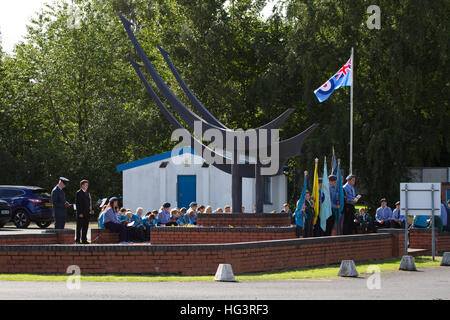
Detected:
left=31, top=189, right=51, bottom=198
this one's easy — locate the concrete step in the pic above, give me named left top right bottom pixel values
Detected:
left=408, top=248, right=430, bottom=257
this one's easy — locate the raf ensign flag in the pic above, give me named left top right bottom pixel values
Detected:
left=314, top=57, right=352, bottom=103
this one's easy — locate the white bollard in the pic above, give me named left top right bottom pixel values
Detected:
left=399, top=255, right=417, bottom=271
left=214, top=264, right=236, bottom=282
left=338, top=260, right=359, bottom=277
left=440, top=252, right=450, bottom=266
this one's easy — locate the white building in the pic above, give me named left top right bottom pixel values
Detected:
left=116, top=147, right=287, bottom=213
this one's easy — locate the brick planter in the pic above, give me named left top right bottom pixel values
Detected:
left=409, top=228, right=450, bottom=254
left=0, top=229, right=74, bottom=245
left=91, top=226, right=297, bottom=244
left=0, top=233, right=394, bottom=275
left=378, top=229, right=406, bottom=257
left=197, top=213, right=292, bottom=227
left=149, top=226, right=297, bottom=244
left=91, top=229, right=121, bottom=244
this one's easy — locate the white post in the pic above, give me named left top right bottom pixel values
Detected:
left=404, top=184, right=409, bottom=256
left=349, top=47, right=354, bottom=174
left=431, top=184, right=435, bottom=261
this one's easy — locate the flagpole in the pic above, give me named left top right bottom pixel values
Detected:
left=349, top=47, right=354, bottom=174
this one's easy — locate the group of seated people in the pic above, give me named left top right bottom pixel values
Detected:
left=374, top=198, right=450, bottom=233
left=97, top=198, right=236, bottom=243
left=97, top=195, right=450, bottom=243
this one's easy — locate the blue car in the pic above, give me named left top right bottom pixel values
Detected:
left=0, top=186, right=54, bottom=229
left=0, top=200, right=12, bottom=228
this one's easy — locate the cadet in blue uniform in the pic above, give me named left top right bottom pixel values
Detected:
left=303, top=191, right=314, bottom=238
left=412, top=215, right=428, bottom=228
left=97, top=198, right=107, bottom=228
left=343, top=175, right=359, bottom=234
left=375, top=198, right=392, bottom=228
left=51, top=177, right=71, bottom=229
left=103, top=197, right=130, bottom=243
left=444, top=200, right=450, bottom=232
left=354, top=207, right=376, bottom=233
left=325, top=175, right=338, bottom=236
left=177, top=210, right=195, bottom=226
left=293, top=199, right=305, bottom=237
left=157, top=203, right=171, bottom=226
left=440, top=201, right=448, bottom=232
left=187, top=202, right=198, bottom=225
left=131, top=208, right=145, bottom=242
left=98, top=211, right=105, bottom=228
left=390, top=201, right=405, bottom=228
left=143, top=213, right=155, bottom=241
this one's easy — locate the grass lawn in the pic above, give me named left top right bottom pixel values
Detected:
left=0, top=256, right=442, bottom=282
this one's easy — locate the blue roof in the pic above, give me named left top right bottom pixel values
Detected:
left=116, top=147, right=196, bottom=172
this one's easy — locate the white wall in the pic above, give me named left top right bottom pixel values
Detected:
left=122, top=153, right=287, bottom=213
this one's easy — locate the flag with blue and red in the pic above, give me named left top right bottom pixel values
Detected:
left=314, top=57, right=352, bottom=103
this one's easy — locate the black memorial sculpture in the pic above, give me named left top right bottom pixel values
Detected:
left=119, top=13, right=318, bottom=213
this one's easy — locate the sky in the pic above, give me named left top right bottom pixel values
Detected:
left=0, top=0, right=277, bottom=54
left=0, top=0, right=54, bottom=53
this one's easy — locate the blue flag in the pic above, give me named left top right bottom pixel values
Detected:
left=331, top=148, right=337, bottom=175
left=294, top=174, right=308, bottom=228
left=319, top=161, right=332, bottom=232
left=314, top=57, right=352, bottom=103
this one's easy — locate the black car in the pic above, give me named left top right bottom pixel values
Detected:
left=0, top=200, right=12, bottom=228
left=0, top=186, right=54, bottom=229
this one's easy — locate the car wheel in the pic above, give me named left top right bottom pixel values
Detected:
left=36, top=221, right=52, bottom=229
left=13, top=210, right=31, bottom=229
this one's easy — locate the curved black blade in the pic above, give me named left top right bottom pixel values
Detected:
left=157, top=44, right=295, bottom=131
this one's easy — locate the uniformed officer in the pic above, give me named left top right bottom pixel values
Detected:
left=51, top=177, right=71, bottom=229
left=75, top=179, right=94, bottom=244
left=390, top=201, right=405, bottom=228
left=187, top=202, right=199, bottom=225
left=343, top=174, right=359, bottom=234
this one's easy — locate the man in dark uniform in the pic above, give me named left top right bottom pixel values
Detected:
left=75, top=180, right=93, bottom=244
left=51, top=177, right=71, bottom=229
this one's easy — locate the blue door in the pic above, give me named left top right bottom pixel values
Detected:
left=177, top=175, right=196, bottom=209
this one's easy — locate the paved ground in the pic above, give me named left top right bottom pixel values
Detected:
left=0, top=267, right=448, bottom=300
left=1, top=222, right=98, bottom=239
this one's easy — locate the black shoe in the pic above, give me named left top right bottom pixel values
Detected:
left=82, top=241, right=90, bottom=244
left=75, top=240, right=81, bottom=244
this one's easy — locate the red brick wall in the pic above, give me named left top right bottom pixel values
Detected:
left=149, top=227, right=297, bottom=245
left=0, top=233, right=394, bottom=275
left=91, top=229, right=120, bottom=244
left=0, top=230, right=74, bottom=245
left=378, top=229, right=406, bottom=257
left=197, top=213, right=291, bottom=227
left=0, top=235, right=58, bottom=245
left=409, top=229, right=450, bottom=253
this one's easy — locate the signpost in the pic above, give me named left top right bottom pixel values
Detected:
left=400, top=183, right=441, bottom=260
